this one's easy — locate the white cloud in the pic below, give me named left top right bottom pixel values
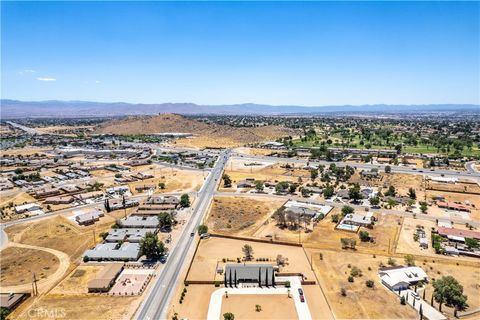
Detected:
left=37, top=77, right=56, bottom=82
left=95, top=80, right=101, bottom=84
left=19, top=69, right=36, bottom=75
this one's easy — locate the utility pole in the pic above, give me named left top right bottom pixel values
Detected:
left=93, top=229, right=96, bottom=245
left=32, top=272, right=38, bottom=296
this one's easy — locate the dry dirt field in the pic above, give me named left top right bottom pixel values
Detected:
left=0, top=247, right=59, bottom=286
left=8, top=215, right=110, bottom=262
left=206, top=196, right=285, bottom=236
left=427, top=181, right=480, bottom=195
left=128, top=164, right=205, bottom=194
left=220, top=294, right=297, bottom=319
left=0, top=147, right=51, bottom=156
left=187, top=237, right=316, bottom=282
left=420, top=258, right=480, bottom=317
left=50, top=265, right=103, bottom=295
left=309, top=249, right=418, bottom=319
left=12, top=295, right=140, bottom=320
left=168, top=285, right=217, bottom=320
left=302, top=211, right=401, bottom=255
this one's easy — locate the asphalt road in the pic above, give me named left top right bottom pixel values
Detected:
left=231, top=153, right=480, bottom=182
left=134, top=150, right=230, bottom=320
left=6, top=121, right=44, bottom=135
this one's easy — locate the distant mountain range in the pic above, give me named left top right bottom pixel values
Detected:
left=1, top=99, right=479, bottom=118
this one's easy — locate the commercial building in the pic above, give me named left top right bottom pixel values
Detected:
left=105, top=228, right=157, bottom=243
left=83, top=242, right=140, bottom=261
left=224, top=264, right=275, bottom=287
left=87, top=263, right=124, bottom=293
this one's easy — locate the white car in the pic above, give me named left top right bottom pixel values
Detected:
left=410, top=291, right=420, bottom=300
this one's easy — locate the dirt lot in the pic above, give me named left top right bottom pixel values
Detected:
left=187, top=237, right=315, bottom=282
left=169, top=285, right=217, bottom=320
left=8, top=216, right=110, bottom=262
left=50, top=265, right=103, bottom=295
left=427, top=181, right=480, bottom=195
left=0, top=147, right=51, bottom=156
left=206, top=196, right=285, bottom=236
left=309, top=249, right=418, bottom=319
left=301, top=211, right=400, bottom=255
left=0, top=247, right=59, bottom=286
left=221, top=159, right=307, bottom=190
left=220, top=294, right=297, bottom=319
left=13, top=295, right=140, bottom=320
left=420, top=258, right=480, bottom=317
left=128, top=165, right=205, bottom=194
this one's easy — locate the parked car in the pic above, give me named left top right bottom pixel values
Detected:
left=190, top=232, right=195, bottom=237
left=410, top=292, right=420, bottom=300
left=300, top=295, right=305, bottom=303
left=298, top=288, right=304, bottom=295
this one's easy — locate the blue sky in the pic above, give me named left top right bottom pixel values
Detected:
left=1, top=1, right=479, bottom=105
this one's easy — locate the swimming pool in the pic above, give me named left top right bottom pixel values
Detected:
left=336, top=223, right=359, bottom=232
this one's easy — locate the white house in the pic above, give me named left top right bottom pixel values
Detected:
left=379, top=266, right=428, bottom=291
left=14, top=203, right=42, bottom=214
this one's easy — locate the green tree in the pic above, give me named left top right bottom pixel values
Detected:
left=222, top=174, right=232, bottom=187
left=419, top=202, right=428, bottom=214
left=404, top=254, right=415, bottom=266
left=359, top=231, right=370, bottom=242
left=369, top=196, right=380, bottom=207
left=223, top=312, right=235, bottom=320
left=157, top=212, right=173, bottom=229
left=198, top=224, right=208, bottom=235
left=139, top=232, right=167, bottom=259
left=158, top=182, right=166, bottom=190
left=465, top=238, right=479, bottom=249
left=323, top=185, right=334, bottom=198
left=255, top=181, right=264, bottom=192
left=385, top=185, right=396, bottom=196
left=408, top=188, right=417, bottom=199
left=348, top=183, right=362, bottom=203
left=433, top=276, right=468, bottom=311
left=310, top=169, right=318, bottom=181
left=341, top=205, right=355, bottom=216
left=180, top=194, right=190, bottom=208
left=242, top=244, right=254, bottom=261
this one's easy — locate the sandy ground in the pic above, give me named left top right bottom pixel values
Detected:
left=50, top=265, right=103, bottom=295
left=233, top=147, right=289, bottom=157
left=12, top=295, right=141, bottom=320
left=220, top=294, right=297, bottom=319
left=187, top=237, right=316, bottom=282
left=301, top=211, right=400, bottom=255
left=128, top=165, right=205, bottom=194
left=0, top=147, right=52, bottom=156
left=169, top=285, right=218, bottom=320
left=5, top=215, right=111, bottom=262
left=309, top=249, right=418, bottom=319
left=0, top=246, right=59, bottom=286
left=420, top=259, right=480, bottom=317
left=206, top=196, right=285, bottom=236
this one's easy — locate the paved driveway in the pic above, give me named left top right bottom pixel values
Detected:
left=399, top=289, right=446, bottom=320
left=206, top=276, right=312, bottom=320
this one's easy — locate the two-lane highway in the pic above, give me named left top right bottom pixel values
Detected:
left=134, top=150, right=230, bottom=320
